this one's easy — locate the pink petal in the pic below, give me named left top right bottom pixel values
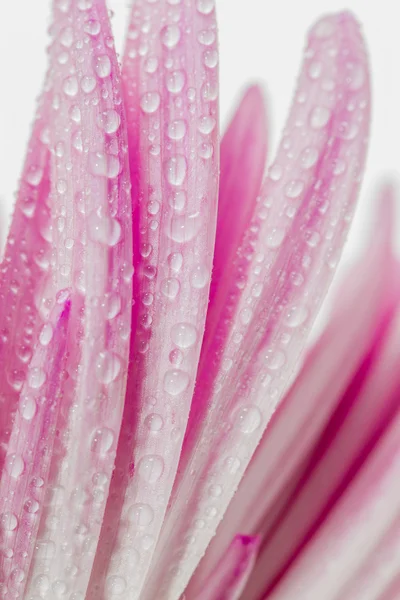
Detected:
left=23, top=1, right=133, bottom=597
left=151, top=13, right=370, bottom=598
left=193, top=183, right=398, bottom=591
left=262, top=352, right=400, bottom=600
left=0, top=90, right=52, bottom=473
left=87, top=0, right=219, bottom=597
left=0, top=299, right=70, bottom=598
left=193, top=535, right=259, bottom=600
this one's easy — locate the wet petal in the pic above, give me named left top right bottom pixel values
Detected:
left=87, top=0, right=219, bottom=597
left=24, top=0, right=133, bottom=597
left=153, top=13, right=370, bottom=598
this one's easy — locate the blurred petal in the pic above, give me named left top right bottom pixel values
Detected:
left=24, top=0, right=133, bottom=597
left=194, top=183, right=398, bottom=589
left=153, top=13, right=370, bottom=598
left=193, top=536, right=259, bottom=600
left=0, top=89, right=52, bottom=472
left=87, top=0, right=219, bottom=597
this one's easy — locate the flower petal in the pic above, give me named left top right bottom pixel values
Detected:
left=24, top=1, right=133, bottom=597
left=193, top=182, right=398, bottom=587
left=193, top=535, right=259, bottom=600
left=153, top=13, right=370, bottom=598
left=87, top=0, right=219, bottom=597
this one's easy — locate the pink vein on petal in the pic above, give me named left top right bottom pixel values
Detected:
left=192, top=535, right=259, bottom=600
left=87, top=0, right=219, bottom=598
left=24, top=0, right=133, bottom=597
left=150, top=13, right=370, bottom=599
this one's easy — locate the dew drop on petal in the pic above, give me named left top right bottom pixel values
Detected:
left=164, top=369, right=190, bottom=396
left=91, top=427, right=115, bottom=455
left=161, top=24, right=181, bottom=48
left=171, top=323, right=197, bottom=349
left=310, top=106, right=331, bottom=129
left=235, top=405, right=262, bottom=433
left=145, top=414, right=164, bottom=432
left=5, top=454, right=25, bottom=478
left=138, top=455, right=164, bottom=483
left=94, top=54, right=112, bottom=78
left=95, top=351, right=121, bottom=384
left=128, top=503, right=154, bottom=526
left=164, top=155, right=187, bottom=186
left=140, top=92, right=161, bottom=114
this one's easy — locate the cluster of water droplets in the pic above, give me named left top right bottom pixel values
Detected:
left=147, top=14, right=370, bottom=599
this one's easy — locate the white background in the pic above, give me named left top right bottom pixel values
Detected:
left=0, top=0, right=399, bottom=264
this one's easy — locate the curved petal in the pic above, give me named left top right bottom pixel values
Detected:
left=87, top=0, right=219, bottom=597
left=24, top=1, right=133, bottom=597
left=153, top=13, right=370, bottom=599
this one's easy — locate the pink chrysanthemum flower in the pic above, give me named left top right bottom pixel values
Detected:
left=2, top=2, right=398, bottom=599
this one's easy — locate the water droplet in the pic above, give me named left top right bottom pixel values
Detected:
left=285, top=180, right=304, bottom=199
left=161, top=24, right=181, bottom=48
left=224, top=456, right=241, bottom=474
left=196, top=0, right=215, bottom=14
left=167, top=213, right=201, bottom=243
left=269, top=164, right=283, bottom=181
left=165, top=155, right=187, bottom=186
left=81, top=75, right=97, bottom=93
left=168, top=252, right=183, bottom=272
left=314, top=17, right=335, bottom=38
left=107, top=294, right=121, bottom=320
left=145, top=413, right=164, bottom=432
left=310, top=106, right=331, bottom=129
left=198, top=115, right=216, bottom=134
left=197, top=29, right=216, bottom=46
left=5, top=454, right=25, bottom=478
left=20, top=396, right=37, bottom=420
left=171, top=323, right=197, bottom=348
left=235, top=405, right=262, bottom=433
left=26, top=166, right=44, bottom=187
left=128, top=503, right=155, bottom=526
left=308, top=61, right=322, bottom=79
left=84, top=19, right=101, bottom=36
left=301, top=147, right=319, bottom=169
left=161, top=278, right=180, bottom=299
left=56, top=179, right=67, bottom=194
left=63, top=76, right=78, bottom=97
left=88, top=210, right=122, bottom=246
left=98, top=109, right=121, bottom=134
left=94, top=54, right=112, bottom=78
left=60, top=26, right=74, bottom=48
left=199, top=142, right=214, bottom=159
left=138, top=455, right=164, bottom=483
left=167, top=119, right=187, bottom=140
left=28, top=367, right=46, bottom=389
left=78, top=0, right=93, bottom=9
left=345, top=62, right=365, bottom=91
left=266, top=228, right=285, bottom=249
left=166, top=70, right=185, bottom=93
left=267, top=350, right=286, bottom=370
left=96, top=351, right=121, bottom=384
left=164, top=369, right=190, bottom=396
left=144, top=56, right=159, bottom=74
left=106, top=576, right=127, bottom=596
left=91, top=427, right=114, bottom=455
left=89, top=152, right=120, bottom=178
left=203, top=49, right=218, bottom=68
left=140, top=92, right=161, bottom=114
left=209, top=484, right=223, bottom=497
left=169, top=190, right=187, bottom=211
left=70, top=105, right=81, bottom=123
left=285, top=306, right=308, bottom=327
left=191, top=264, right=209, bottom=288
left=0, top=512, right=18, bottom=531
left=24, top=498, right=40, bottom=514
left=10, top=568, right=25, bottom=585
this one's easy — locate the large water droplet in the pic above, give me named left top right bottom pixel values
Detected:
left=63, top=76, right=79, bottom=97
left=145, top=413, right=164, bottom=432
left=26, top=166, right=44, bottom=187
left=191, top=264, right=209, bottom=288
left=98, top=109, right=121, bottom=134
left=138, top=455, right=164, bottom=483
left=167, top=213, right=201, bottom=243
left=5, top=454, right=25, bottom=478
left=161, top=278, right=180, bottom=299
left=310, top=106, right=331, bottom=129
left=164, top=369, right=190, bottom=396
left=96, top=351, right=121, bottom=384
left=167, top=120, right=187, bottom=141
left=28, top=367, right=46, bottom=389
left=196, top=0, right=215, bottom=14
left=161, top=24, right=181, bottom=48
left=20, top=396, right=37, bottom=420
left=94, top=54, right=112, bottom=78
left=0, top=512, right=18, bottom=531
left=88, top=211, right=122, bottom=246
left=91, top=427, right=114, bottom=455
left=89, top=152, right=120, bottom=178
left=140, top=92, right=161, bottom=114
left=166, top=70, right=185, bottom=94
left=164, top=156, right=187, bottom=186
left=128, top=503, right=155, bottom=526
left=171, top=323, right=197, bottom=348
left=235, top=405, right=262, bottom=433
left=198, top=115, right=216, bottom=134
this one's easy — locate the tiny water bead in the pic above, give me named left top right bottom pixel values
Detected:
left=138, top=455, right=164, bottom=483
left=164, top=369, right=190, bottom=396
